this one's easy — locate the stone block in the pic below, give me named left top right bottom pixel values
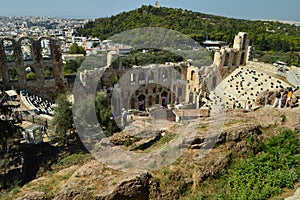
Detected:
left=199, top=108, right=210, bottom=117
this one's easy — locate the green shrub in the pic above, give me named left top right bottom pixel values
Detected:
left=226, top=129, right=300, bottom=199
left=189, top=129, right=300, bottom=200
left=124, top=139, right=132, bottom=146
left=56, top=153, right=88, bottom=167
left=26, top=72, right=36, bottom=79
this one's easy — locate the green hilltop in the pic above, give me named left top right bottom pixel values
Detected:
left=81, top=5, right=300, bottom=52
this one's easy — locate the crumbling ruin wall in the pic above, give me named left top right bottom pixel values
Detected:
left=78, top=61, right=217, bottom=112
left=214, top=32, right=250, bottom=79
left=185, top=63, right=208, bottom=107
left=79, top=64, right=187, bottom=115
left=0, top=37, right=65, bottom=99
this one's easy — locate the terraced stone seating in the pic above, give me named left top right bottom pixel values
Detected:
left=20, top=90, right=54, bottom=116
left=205, top=66, right=292, bottom=110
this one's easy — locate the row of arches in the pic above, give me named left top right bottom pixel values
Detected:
left=1, top=37, right=52, bottom=62
left=0, top=37, right=64, bottom=97
left=7, top=66, right=54, bottom=82
left=128, top=84, right=177, bottom=111
left=130, top=68, right=182, bottom=85
left=131, top=91, right=173, bottom=111
left=223, top=51, right=245, bottom=67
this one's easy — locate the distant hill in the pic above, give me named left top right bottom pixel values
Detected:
left=80, top=5, right=300, bottom=66
left=81, top=5, right=300, bottom=53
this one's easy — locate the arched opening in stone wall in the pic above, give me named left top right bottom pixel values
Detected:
left=148, top=95, right=153, bottom=107
left=224, top=53, right=230, bottom=67
left=138, top=94, right=146, bottom=111
left=242, top=35, right=247, bottom=50
left=21, top=39, right=33, bottom=61
left=44, top=66, right=54, bottom=79
left=149, top=71, right=154, bottom=82
left=129, top=84, right=176, bottom=110
left=191, top=70, right=195, bottom=81
left=130, top=98, right=136, bottom=109
left=161, top=91, right=168, bottom=107
left=212, top=76, right=217, bottom=89
left=153, top=87, right=157, bottom=93
left=138, top=72, right=145, bottom=84
left=233, top=52, right=239, bottom=66
left=177, top=87, right=182, bottom=97
left=155, top=95, right=160, bottom=104
left=189, top=92, right=194, bottom=103
left=40, top=39, right=52, bottom=59
left=3, top=40, right=15, bottom=62
left=8, top=68, right=18, bottom=82
left=240, top=52, right=245, bottom=65
left=25, top=66, right=36, bottom=81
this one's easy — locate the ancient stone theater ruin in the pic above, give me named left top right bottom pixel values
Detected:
left=77, top=32, right=252, bottom=115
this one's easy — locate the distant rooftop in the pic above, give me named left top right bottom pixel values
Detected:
left=202, top=40, right=227, bottom=46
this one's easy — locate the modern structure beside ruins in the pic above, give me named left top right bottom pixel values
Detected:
left=0, top=37, right=65, bottom=99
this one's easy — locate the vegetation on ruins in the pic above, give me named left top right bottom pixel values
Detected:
left=25, top=72, right=36, bottom=80
left=8, top=69, right=18, bottom=81
left=81, top=5, right=300, bottom=66
left=44, top=68, right=53, bottom=78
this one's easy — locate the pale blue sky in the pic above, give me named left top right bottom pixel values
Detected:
left=1, top=0, right=300, bottom=21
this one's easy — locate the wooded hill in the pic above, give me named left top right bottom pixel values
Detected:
left=80, top=5, right=300, bottom=66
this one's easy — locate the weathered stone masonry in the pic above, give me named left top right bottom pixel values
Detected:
left=78, top=32, right=252, bottom=112
left=0, top=37, right=65, bottom=99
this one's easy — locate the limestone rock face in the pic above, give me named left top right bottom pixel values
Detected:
left=51, top=161, right=154, bottom=200
left=256, top=89, right=299, bottom=107
left=15, top=192, right=46, bottom=200
left=285, top=188, right=300, bottom=200
left=53, top=173, right=153, bottom=200
left=103, top=173, right=152, bottom=200
left=12, top=106, right=300, bottom=200
left=256, top=90, right=276, bottom=106
left=15, top=160, right=157, bottom=200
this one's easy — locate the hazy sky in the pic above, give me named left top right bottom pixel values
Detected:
left=1, top=0, right=300, bottom=20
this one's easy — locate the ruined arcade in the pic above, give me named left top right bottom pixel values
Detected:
left=0, top=37, right=65, bottom=99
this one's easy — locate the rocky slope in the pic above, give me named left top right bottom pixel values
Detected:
left=8, top=106, right=300, bottom=200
